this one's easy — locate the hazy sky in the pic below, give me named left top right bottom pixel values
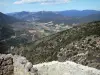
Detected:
left=0, top=0, right=100, bottom=13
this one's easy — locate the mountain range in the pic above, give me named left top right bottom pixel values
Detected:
left=0, top=10, right=100, bottom=25
left=58, top=10, right=100, bottom=17
left=7, top=10, right=100, bottom=24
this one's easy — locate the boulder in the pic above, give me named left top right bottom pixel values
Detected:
left=25, top=62, right=33, bottom=71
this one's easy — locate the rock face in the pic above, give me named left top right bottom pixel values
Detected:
left=33, top=61, right=100, bottom=75
left=1, top=54, right=100, bottom=75
left=13, top=55, right=100, bottom=75
left=13, top=55, right=35, bottom=75
left=0, top=54, right=14, bottom=75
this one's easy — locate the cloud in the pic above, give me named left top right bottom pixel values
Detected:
left=14, top=0, right=70, bottom=4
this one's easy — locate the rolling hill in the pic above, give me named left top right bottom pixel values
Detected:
left=0, top=12, right=20, bottom=53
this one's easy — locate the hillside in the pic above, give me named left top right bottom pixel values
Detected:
left=0, top=12, right=19, bottom=53
left=0, top=25, right=15, bottom=53
left=9, top=21, right=100, bottom=69
left=7, top=11, right=32, bottom=20
left=79, top=13, right=100, bottom=23
left=0, top=12, right=20, bottom=25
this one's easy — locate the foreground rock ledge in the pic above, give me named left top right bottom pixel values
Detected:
left=0, top=54, right=100, bottom=75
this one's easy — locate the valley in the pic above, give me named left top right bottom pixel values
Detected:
left=8, top=21, right=100, bottom=70
left=1, top=9, right=100, bottom=75
left=1, top=0, right=100, bottom=75
left=10, top=21, right=72, bottom=42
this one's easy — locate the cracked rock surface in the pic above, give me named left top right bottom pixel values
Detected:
left=0, top=54, right=13, bottom=75
left=1, top=54, right=100, bottom=75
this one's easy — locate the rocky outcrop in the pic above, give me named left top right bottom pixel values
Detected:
left=0, top=54, right=13, bottom=75
left=1, top=54, right=100, bottom=75
left=13, top=55, right=36, bottom=75
left=13, top=54, right=100, bottom=75
left=33, top=61, right=100, bottom=75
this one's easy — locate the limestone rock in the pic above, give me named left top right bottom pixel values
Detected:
left=25, top=62, right=33, bottom=71
left=1, top=54, right=100, bottom=75
left=0, top=54, right=13, bottom=75
left=30, top=67, right=38, bottom=73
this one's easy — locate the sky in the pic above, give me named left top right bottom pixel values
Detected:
left=0, top=0, right=100, bottom=13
